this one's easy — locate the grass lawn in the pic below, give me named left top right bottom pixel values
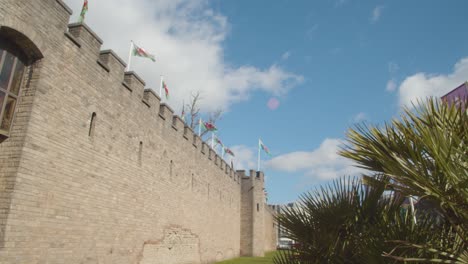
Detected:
left=215, top=251, right=279, bottom=264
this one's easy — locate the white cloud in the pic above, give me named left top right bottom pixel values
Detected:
left=64, top=0, right=302, bottom=112
left=281, top=51, right=291, bottom=60
left=370, top=6, right=384, bottom=23
left=398, top=57, right=468, bottom=107
left=266, top=138, right=363, bottom=180
left=386, top=79, right=397, bottom=92
left=224, top=145, right=257, bottom=171
left=352, top=112, right=367, bottom=122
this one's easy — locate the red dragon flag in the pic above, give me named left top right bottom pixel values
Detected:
left=158, top=76, right=169, bottom=101
left=198, top=119, right=217, bottom=136
left=224, top=147, right=235, bottom=157
left=215, top=137, right=223, bottom=147
left=201, top=121, right=217, bottom=132
left=132, top=43, right=156, bottom=62
left=259, top=139, right=272, bottom=157
left=162, top=81, right=169, bottom=99
left=126, top=41, right=156, bottom=71
left=79, top=0, right=88, bottom=23
left=257, top=138, right=272, bottom=171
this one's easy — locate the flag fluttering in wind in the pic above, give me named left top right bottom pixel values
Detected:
left=215, top=137, right=223, bottom=147
left=259, top=139, right=272, bottom=156
left=257, top=139, right=271, bottom=171
left=201, top=121, right=217, bottom=132
left=126, top=41, right=156, bottom=71
left=162, top=81, right=169, bottom=99
left=132, top=43, right=156, bottom=62
left=79, top=0, right=88, bottom=23
left=158, top=76, right=169, bottom=101
left=224, top=147, right=235, bottom=157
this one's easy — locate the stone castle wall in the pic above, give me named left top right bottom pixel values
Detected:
left=0, top=0, right=276, bottom=263
left=264, top=206, right=278, bottom=253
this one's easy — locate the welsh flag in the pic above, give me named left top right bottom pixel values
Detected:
left=215, top=137, right=223, bottom=147
left=162, top=81, right=169, bottom=99
left=201, top=121, right=217, bottom=132
left=132, top=43, right=156, bottom=62
left=259, top=139, right=271, bottom=156
left=224, top=147, right=235, bottom=157
left=79, top=0, right=88, bottom=23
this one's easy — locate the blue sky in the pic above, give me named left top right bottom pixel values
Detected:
left=64, top=0, right=468, bottom=204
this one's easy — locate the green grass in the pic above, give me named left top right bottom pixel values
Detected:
left=215, top=251, right=279, bottom=264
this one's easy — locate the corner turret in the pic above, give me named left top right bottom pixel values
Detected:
left=240, top=170, right=266, bottom=256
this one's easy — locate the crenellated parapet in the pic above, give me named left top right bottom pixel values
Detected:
left=67, top=23, right=103, bottom=55
left=0, top=1, right=275, bottom=263
left=171, top=115, right=184, bottom=133
left=143, top=88, right=161, bottom=111
left=99, top=49, right=128, bottom=81
left=124, top=71, right=145, bottom=96
left=48, top=0, right=239, bottom=184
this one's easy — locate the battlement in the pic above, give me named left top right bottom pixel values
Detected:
left=0, top=1, right=276, bottom=262
left=55, top=0, right=73, bottom=15
left=47, top=0, right=239, bottom=184
left=238, top=170, right=264, bottom=182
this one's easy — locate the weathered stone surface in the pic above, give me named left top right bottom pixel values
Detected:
left=0, top=0, right=277, bottom=263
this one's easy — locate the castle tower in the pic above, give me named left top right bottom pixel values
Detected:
left=240, top=170, right=266, bottom=256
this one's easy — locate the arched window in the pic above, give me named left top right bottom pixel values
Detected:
left=0, top=47, right=25, bottom=136
left=0, top=27, right=43, bottom=143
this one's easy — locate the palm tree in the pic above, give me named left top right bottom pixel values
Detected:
left=274, top=176, right=448, bottom=264
left=339, top=98, right=467, bottom=262
left=274, top=98, right=467, bottom=263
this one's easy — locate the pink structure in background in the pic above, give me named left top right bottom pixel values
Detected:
left=441, top=82, right=468, bottom=109
left=267, top=97, right=280, bottom=110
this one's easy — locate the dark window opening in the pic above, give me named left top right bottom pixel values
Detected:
left=138, top=141, right=143, bottom=165
left=170, top=160, right=173, bottom=177
left=257, top=203, right=260, bottom=212
left=88, top=112, right=96, bottom=138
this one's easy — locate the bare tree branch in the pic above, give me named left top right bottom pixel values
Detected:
left=185, top=91, right=223, bottom=141
left=187, top=91, right=201, bottom=130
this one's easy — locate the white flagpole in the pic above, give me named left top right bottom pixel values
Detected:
left=198, top=118, right=202, bottom=136
left=257, top=139, right=261, bottom=171
left=126, top=41, right=134, bottom=71
left=159, top=75, right=164, bottom=99
left=181, top=100, right=185, bottom=121
left=211, top=132, right=214, bottom=148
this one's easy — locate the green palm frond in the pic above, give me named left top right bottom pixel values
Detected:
left=340, top=98, right=467, bottom=234
left=276, top=98, right=466, bottom=264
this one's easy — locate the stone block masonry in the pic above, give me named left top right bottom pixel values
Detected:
left=0, top=0, right=276, bottom=263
